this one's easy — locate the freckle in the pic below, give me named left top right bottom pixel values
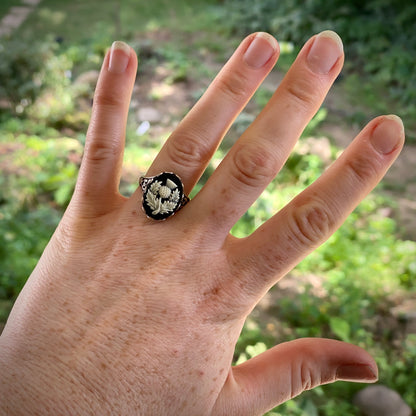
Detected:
left=100, top=362, right=107, bottom=370
left=190, top=386, right=196, bottom=393
left=219, top=368, right=224, bottom=375
left=198, top=370, right=204, bottom=377
left=162, top=309, right=167, bottom=314
left=211, top=287, right=219, bottom=295
left=213, top=376, right=217, bottom=382
left=127, top=225, right=133, bottom=229
left=205, top=356, right=209, bottom=362
left=131, top=211, right=136, bottom=215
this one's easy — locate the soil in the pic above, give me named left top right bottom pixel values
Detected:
left=0, top=0, right=41, bottom=37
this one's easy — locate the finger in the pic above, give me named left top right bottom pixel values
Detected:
left=231, top=115, right=404, bottom=299
left=74, top=41, right=138, bottom=214
left=190, top=31, right=344, bottom=235
left=139, top=32, right=279, bottom=196
left=213, top=338, right=378, bottom=416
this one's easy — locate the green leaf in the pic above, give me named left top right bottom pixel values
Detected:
left=329, top=317, right=351, bottom=342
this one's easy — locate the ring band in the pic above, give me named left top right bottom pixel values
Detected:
left=139, top=172, right=189, bottom=220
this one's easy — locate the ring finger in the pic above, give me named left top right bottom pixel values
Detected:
left=135, top=32, right=279, bottom=197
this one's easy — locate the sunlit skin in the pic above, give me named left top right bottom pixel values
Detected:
left=0, top=31, right=404, bottom=415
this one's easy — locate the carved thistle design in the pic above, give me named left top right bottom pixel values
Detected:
left=140, top=172, right=187, bottom=220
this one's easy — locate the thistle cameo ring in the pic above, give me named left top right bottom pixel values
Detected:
left=139, top=172, right=190, bottom=220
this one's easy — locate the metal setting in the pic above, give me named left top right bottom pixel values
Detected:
left=139, top=172, right=189, bottom=220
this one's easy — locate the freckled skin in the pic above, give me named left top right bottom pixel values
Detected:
left=0, top=216, right=244, bottom=415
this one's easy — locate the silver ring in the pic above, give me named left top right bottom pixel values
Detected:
left=139, top=172, right=189, bottom=221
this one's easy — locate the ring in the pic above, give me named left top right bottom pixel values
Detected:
left=139, top=172, right=189, bottom=221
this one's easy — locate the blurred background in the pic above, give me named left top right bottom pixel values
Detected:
left=1, top=0, right=415, bottom=414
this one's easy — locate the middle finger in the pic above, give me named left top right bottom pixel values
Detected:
left=190, top=31, right=344, bottom=235
left=142, top=32, right=279, bottom=195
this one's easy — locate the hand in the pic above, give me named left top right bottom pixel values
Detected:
left=0, top=32, right=404, bottom=415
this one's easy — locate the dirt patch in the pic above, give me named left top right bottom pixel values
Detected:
left=0, top=0, right=41, bottom=37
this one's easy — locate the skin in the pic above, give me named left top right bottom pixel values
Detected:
left=0, top=31, right=405, bottom=415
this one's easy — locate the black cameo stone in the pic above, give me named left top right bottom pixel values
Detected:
left=142, top=172, right=185, bottom=220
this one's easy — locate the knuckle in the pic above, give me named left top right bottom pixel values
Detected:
left=93, top=90, right=124, bottom=108
left=289, top=196, right=334, bottom=248
left=294, top=362, right=321, bottom=395
left=85, top=139, right=118, bottom=162
left=231, top=143, right=278, bottom=188
left=344, top=154, right=381, bottom=187
left=215, top=71, right=250, bottom=103
left=166, top=133, right=212, bottom=168
left=285, top=77, right=319, bottom=110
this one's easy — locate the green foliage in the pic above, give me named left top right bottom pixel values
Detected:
left=223, top=0, right=416, bottom=128
left=0, top=39, right=55, bottom=112
left=0, top=132, right=81, bottom=298
left=0, top=205, right=61, bottom=299
left=0, top=36, right=84, bottom=128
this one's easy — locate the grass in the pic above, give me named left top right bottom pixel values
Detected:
left=13, top=0, right=230, bottom=80
left=18, top=0, right=221, bottom=44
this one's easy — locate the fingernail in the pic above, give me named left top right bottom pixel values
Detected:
left=109, top=41, right=131, bottom=74
left=337, top=364, right=378, bottom=382
left=307, top=30, right=343, bottom=74
left=243, top=32, right=278, bottom=69
left=370, top=115, right=405, bottom=155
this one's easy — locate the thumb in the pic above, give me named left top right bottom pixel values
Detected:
left=213, top=338, right=378, bottom=416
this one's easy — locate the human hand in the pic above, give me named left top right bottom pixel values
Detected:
left=0, top=31, right=404, bottom=415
